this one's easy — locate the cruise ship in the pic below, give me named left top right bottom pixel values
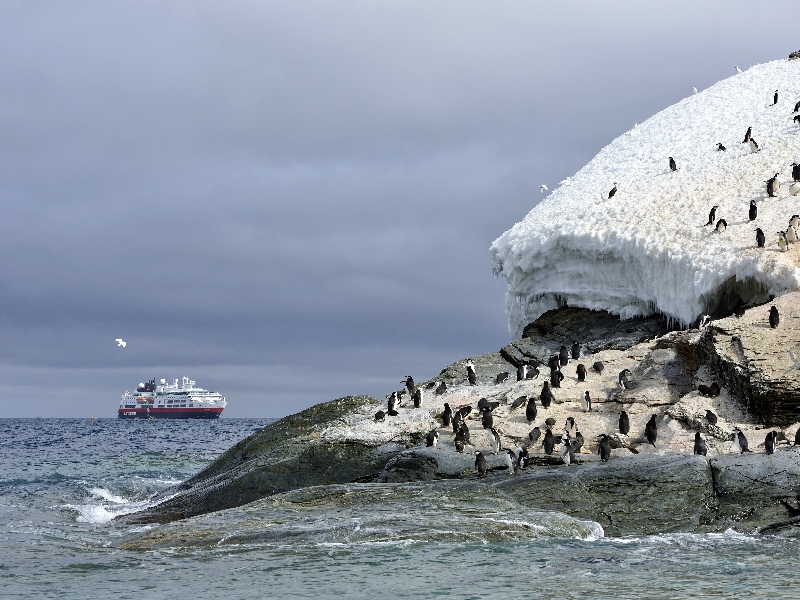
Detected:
left=118, top=377, right=226, bottom=419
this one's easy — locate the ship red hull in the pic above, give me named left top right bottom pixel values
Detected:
left=118, top=407, right=224, bottom=419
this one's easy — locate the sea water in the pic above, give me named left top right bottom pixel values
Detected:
left=0, top=418, right=796, bottom=599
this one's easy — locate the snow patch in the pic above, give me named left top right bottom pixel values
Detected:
left=492, top=58, right=800, bottom=339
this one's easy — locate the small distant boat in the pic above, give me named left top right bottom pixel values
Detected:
left=118, top=377, right=226, bottom=419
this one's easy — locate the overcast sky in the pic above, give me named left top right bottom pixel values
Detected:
left=1, top=1, right=797, bottom=418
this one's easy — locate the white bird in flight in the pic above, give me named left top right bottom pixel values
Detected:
left=540, top=184, right=548, bottom=193
left=116, top=339, right=126, bottom=347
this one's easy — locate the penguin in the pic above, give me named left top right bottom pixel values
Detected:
left=466, top=360, right=477, bottom=386
left=598, top=434, right=612, bottom=462
left=795, top=100, right=800, bottom=112
left=388, top=391, right=398, bottom=413
left=442, top=403, right=453, bottom=427
left=425, top=429, right=439, bottom=448
left=560, top=431, right=575, bottom=466
left=790, top=215, right=800, bottom=229
left=619, top=410, right=630, bottom=435
left=495, top=372, right=510, bottom=384
left=706, top=410, right=718, bottom=426
left=544, top=417, right=556, bottom=429
left=488, top=427, right=501, bottom=455
left=765, top=430, right=777, bottom=455
left=767, top=173, right=780, bottom=197
left=516, top=363, right=527, bottom=382
left=457, top=405, right=473, bottom=419
left=769, top=305, right=779, bottom=329
left=749, top=200, right=757, bottom=221
left=475, top=450, right=487, bottom=476
left=592, top=361, right=604, bottom=374
left=504, top=448, right=517, bottom=473
left=734, top=428, right=751, bottom=453
left=387, top=408, right=399, bottom=417
left=694, top=432, right=708, bottom=456
left=571, top=341, right=580, bottom=360
left=516, top=447, right=529, bottom=470
left=454, top=421, right=471, bottom=452
left=526, top=366, right=540, bottom=380
left=403, top=376, right=415, bottom=398
left=481, top=406, right=494, bottom=430
left=374, top=410, right=386, bottom=422
left=576, top=363, right=587, bottom=382
left=540, top=381, right=552, bottom=408
left=565, top=417, right=576, bottom=436
left=559, top=345, right=569, bottom=366
left=709, top=383, right=720, bottom=397
left=550, top=369, right=563, bottom=389
left=618, top=369, right=633, bottom=389
left=543, top=429, right=555, bottom=455
left=526, top=397, right=538, bottom=424
left=778, top=231, right=789, bottom=251
left=669, top=157, right=677, bottom=172
left=435, top=381, right=447, bottom=395
left=528, top=427, right=541, bottom=445
left=645, top=414, right=658, bottom=447
left=793, top=164, right=800, bottom=182
left=795, top=428, right=800, bottom=446
left=716, top=143, right=726, bottom=152
left=715, top=219, right=727, bottom=233
left=413, top=388, right=423, bottom=408
left=698, top=384, right=711, bottom=396
left=794, top=115, right=800, bottom=125
left=573, top=431, right=585, bottom=453
left=581, top=391, right=592, bottom=412
left=705, top=205, right=718, bottom=226
left=742, top=126, right=752, bottom=143
left=749, top=138, right=759, bottom=153
left=787, top=225, right=798, bottom=243
left=425, top=380, right=437, bottom=389
left=510, top=395, right=528, bottom=410
left=608, top=183, right=618, bottom=199
left=452, top=410, right=463, bottom=434
left=773, top=90, right=779, bottom=105
left=756, top=228, right=765, bottom=248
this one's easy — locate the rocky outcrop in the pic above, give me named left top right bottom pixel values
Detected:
left=702, top=292, right=800, bottom=425
left=501, top=306, right=670, bottom=367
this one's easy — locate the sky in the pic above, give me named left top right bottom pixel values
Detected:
left=1, top=1, right=798, bottom=418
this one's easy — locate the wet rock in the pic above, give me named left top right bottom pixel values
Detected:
left=493, top=454, right=716, bottom=536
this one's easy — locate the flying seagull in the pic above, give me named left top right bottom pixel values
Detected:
left=116, top=339, right=127, bottom=347
left=540, top=184, right=548, bottom=193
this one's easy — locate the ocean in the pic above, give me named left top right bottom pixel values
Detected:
left=1, top=418, right=797, bottom=599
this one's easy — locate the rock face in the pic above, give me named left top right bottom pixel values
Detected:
left=702, top=292, right=800, bottom=425
left=500, top=306, right=670, bottom=367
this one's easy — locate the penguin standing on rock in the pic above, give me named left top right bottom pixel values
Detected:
left=454, top=421, right=471, bottom=453
left=543, top=429, right=555, bottom=455
left=794, top=100, right=800, bottom=112
left=749, top=138, right=760, bottom=153
left=765, top=430, right=777, bottom=455
left=375, top=410, right=386, bottom=422
left=442, top=403, right=452, bottom=427
left=705, top=205, right=718, bottom=226
left=560, top=431, right=574, bottom=466
left=706, top=410, right=718, bottom=426
left=526, top=397, right=538, bottom=424
left=528, top=427, right=541, bottom=445
left=773, top=90, right=779, bottom=105
left=495, top=372, right=510, bottom=384
left=787, top=225, right=798, bottom=243
left=598, top=434, right=612, bottom=462
left=749, top=200, right=758, bottom=221
left=466, top=360, right=477, bottom=386
left=425, top=430, right=439, bottom=448
left=733, top=428, right=751, bottom=453
left=694, top=432, right=708, bottom=456
left=413, top=388, right=423, bottom=408
left=387, top=392, right=399, bottom=416
left=619, top=411, right=630, bottom=435
left=593, top=361, right=604, bottom=375
left=581, top=391, right=592, bottom=412
left=576, top=363, right=587, bottom=382
left=669, top=157, right=677, bottom=172
left=645, top=415, right=658, bottom=447
left=550, top=368, right=563, bottom=389
left=504, top=448, right=517, bottom=473
left=742, top=126, right=752, bottom=143
left=516, top=363, right=527, bottom=382
left=795, top=429, right=800, bottom=446
left=481, top=406, right=494, bottom=430
left=475, top=451, right=487, bottom=477
left=488, top=427, right=501, bottom=455
left=769, top=306, right=780, bottom=329
left=778, top=231, right=789, bottom=252
left=715, top=219, right=727, bottom=233
left=792, top=163, right=800, bottom=182
left=559, top=345, right=569, bottom=366
left=540, top=381, right=552, bottom=408
left=403, top=376, right=415, bottom=398
left=756, top=228, right=765, bottom=248
left=571, top=341, right=580, bottom=360
left=608, top=183, right=618, bottom=199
